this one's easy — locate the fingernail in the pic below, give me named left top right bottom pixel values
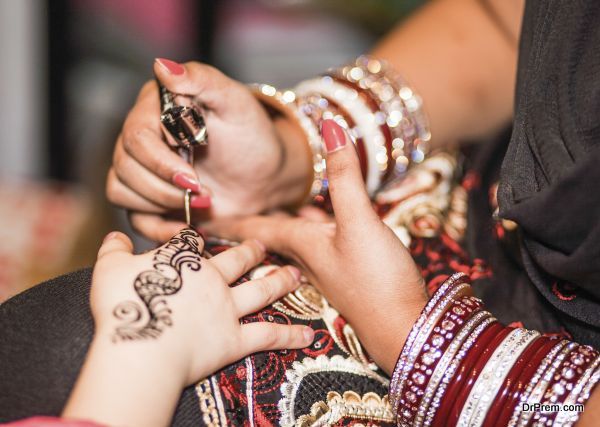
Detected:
left=287, top=266, right=302, bottom=282
left=321, top=119, right=347, bottom=153
left=303, top=327, right=315, bottom=343
left=254, top=239, right=266, bottom=253
left=155, top=58, right=185, bottom=75
left=103, top=231, right=119, bottom=243
left=190, top=195, right=211, bottom=208
left=173, top=172, right=201, bottom=192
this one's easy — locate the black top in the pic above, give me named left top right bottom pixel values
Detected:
left=470, top=0, right=600, bottom=346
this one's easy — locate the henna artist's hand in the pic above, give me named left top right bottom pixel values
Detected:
left=63, top=228, right=313, bottom=427
left=203, top=120, right=428, bottom=374
left=107, top=58, right=311, bottom=242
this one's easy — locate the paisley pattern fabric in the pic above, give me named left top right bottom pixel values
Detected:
left=194, top=152, right=491, bottom=426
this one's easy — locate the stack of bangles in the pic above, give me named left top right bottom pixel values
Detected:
left=389, top=272, right=600, bottom=427
left=251, top=55, right=431, bottom=208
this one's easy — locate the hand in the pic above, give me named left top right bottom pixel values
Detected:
left=64, top=228, right=313, bottom=427
left=107, top=58, right=311, bottom=242
left=204, top=120, right=428, bottom=373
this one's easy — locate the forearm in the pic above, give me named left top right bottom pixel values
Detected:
left=63, top=333, right=185, bottom=427
left=372, top=0, right=524, bottom=147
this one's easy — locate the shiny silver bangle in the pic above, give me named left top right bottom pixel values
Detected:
left=422, top=313, right=496, bottom=427
left=459, top=329, right=540, bottom=427
left=516, top=342, right=577, bottom=426
left=393, top=281, right=471, bottom=422
left=416, top=311, right=494, bottom=427
left=508, top=340, right=568, bottom=427
left=295, top=76, right=387, bottom=195
left=389, top=272, right=470, bottom=417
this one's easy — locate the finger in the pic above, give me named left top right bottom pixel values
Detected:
left=129, top=212, right=188, bottom=243
left=209, top=239, right=266, bottom=283
left=106, top=168, right=167, bottom=213
left=113, top=141, right=194, bottom=209
left=297, top=205, right=333, bottom=223
left=154, top=58, right=243, bottom=113
left=239, top=323, right=314, bottom=354
left=321, top=119, right=378, bottom=229
left=231, top=266, right=301, bottom=316
left=202, top=216, right=305, bottom=260
left=119, top=128, right=200, bottom=194
left=97, top=231, right=134, bottom=260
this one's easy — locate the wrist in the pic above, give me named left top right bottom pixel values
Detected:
left=63, top=331, right=186, bottom=427
left=266, top=115, right=312, bottom=210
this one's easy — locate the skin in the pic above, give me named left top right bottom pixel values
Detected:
left=105, top=0, right=600, bottom=423
left=62, top=231, right=313, bottom=427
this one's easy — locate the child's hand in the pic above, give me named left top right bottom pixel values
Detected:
left=64, top=228, right=312, bottom=427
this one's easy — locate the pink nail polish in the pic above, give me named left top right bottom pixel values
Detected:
left=303, top=327, right=315, bottom=343
left=190, top=195, right=211, bottom=208
left=155, top=58, right=185, bottom=75
left=321, top=119, right=347, bottom=153
left=173, top=172, right=201, bottom=192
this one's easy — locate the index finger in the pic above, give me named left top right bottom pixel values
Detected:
left=120, top=81, right=198, bottom=187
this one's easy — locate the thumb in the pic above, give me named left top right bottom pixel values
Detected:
left=321, top=119, right=378, bottom=230
left=97, top=231, right=134, bottom=260
left=154, top=58, right=233, bottom=112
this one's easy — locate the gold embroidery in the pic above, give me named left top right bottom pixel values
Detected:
left=296, top=391, right=394, bottom=426
left=278, top=355, right=389, bottom=427
left=195, top=378, right=222, bottom=427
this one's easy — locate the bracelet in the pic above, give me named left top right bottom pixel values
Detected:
left=389, top=274, right=600, bottom=427
left=249, top=84, right=323, bottom=205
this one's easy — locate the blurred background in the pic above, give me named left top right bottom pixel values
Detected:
left=0, top=0, right=425, bottom=301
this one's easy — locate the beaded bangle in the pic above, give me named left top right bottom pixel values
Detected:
left=389, top=272, right=470, bottom=416
left=420, top=312, right=495, bottom=427
left=555, top=356, right=600, bottom=426
left=400, top=295, right=484, bottom=426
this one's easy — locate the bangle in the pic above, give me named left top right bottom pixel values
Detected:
left=295, top=76, right=387, bottom=195
left=481, top=335, right=548, bottom=427
left=494, top=336, right=559, bottom=427
left=403, top=295, right=484, bottom=426
left=390, top=273, right=600, bottom=427
left=458, top=329, right=540, bottom=427
left=421, top=312, right=495, bottom=427
left=508, top=339, right=569, bottom=427
left=389, top=272, right=470, bottom=416
left=448, top=326, right=514, bottom=425
left=249, top=84, right=322, bottom=206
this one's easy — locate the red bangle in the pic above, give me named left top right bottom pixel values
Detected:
left=447, top=325, right=514, bottom=426
left=494, top=336, right=560, bottom=427
left=329, top=75, right=394, bottom=179
left=481, top=335, right=548, bottom=427
left=431, top=321, right=503, bottom=427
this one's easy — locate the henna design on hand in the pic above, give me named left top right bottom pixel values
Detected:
left=112, top=228, right=202, bottom=341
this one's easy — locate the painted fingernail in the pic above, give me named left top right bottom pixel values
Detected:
left=190, top=195, right=211, bottom=208
left=321, top=119, right=347, bottom=153
left=254, top=239, right=266, bottom=253
left=287, top=266, right=302, bottom=282
left=155, top=58, right=185, bottom=75
left=303, top=327, right=315, bottom=343
left=173, top=172, right=201, bottom=192
left=103, top=231, right=120, bottom=243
